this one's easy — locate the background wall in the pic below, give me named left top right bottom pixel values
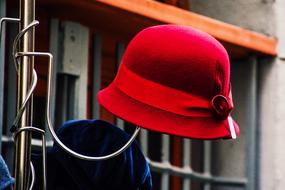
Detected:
left=1, top=0, right=284, bottom=190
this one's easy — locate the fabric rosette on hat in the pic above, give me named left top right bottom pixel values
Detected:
left=98, top=24, right=239, bottom=140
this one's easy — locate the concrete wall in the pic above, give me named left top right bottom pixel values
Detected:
left=211, top=58, right=257, bottom=190
left=190, top=0, right=276, bottom=36
left=258, top=57, right=285, bottom=190
left=190, top=0, right=285, bottom=189
left=258, top=1, right=285, bottom=190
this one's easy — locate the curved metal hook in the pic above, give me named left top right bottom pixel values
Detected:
left=11, top=69, right=37, bottom=131
left=4, top=20, right=39, bottom=131
left=29, top=161, right=35, bottom=190
left=13, top=126, right=46, bottom=190
left=10, top=20, right=39, bottom=130
left=12, top=20, right=39, bottom=72
left=0, top=17, right=20, bottom=36
left=16, top=51, right=140, bottom=161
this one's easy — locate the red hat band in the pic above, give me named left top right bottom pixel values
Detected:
left=115, top=63, right=233, bottom=119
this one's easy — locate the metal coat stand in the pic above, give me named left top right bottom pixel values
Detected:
left=15, top=1, right=35, bottom=189
left=0, top=0, right=141, bottom=189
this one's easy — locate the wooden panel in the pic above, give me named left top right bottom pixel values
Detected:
left=170, top=136, right=183, bottom=190
left=162, top=0, right=178, bottom=5
left=87, top=33, right=94, bottom=119
left=37, top=0, right=277, bottom=59
left=99, top=34, right=117, bottom=124
left=95, top=0, right=277, bottom=56
left=34, top=9, right=50, bottom=97
left=160, top=0, right=190, bottom=9
left=100, top=107, right=115, bottom=124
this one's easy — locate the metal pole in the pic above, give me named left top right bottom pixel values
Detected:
left=14, top=0, right=35, bottom=189
left=0, top=0, right=7, bottom=153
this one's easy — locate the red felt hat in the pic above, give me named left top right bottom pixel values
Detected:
left=97, top=25, right=239, bottom=139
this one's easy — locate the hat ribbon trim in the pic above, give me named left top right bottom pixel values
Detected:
left=115, top=64, right=225, bottom=118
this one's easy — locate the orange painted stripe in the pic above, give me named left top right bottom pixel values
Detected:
left=96, top=0, right=277, bottom=55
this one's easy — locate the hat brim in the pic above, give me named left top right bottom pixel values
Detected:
left=97, top=83, right=239, bottom=139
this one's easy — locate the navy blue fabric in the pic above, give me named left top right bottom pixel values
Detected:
left=33, top=119, right=152, bottom=190
left=0, top=155, right=14, bottom=190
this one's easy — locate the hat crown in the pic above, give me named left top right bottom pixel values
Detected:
left=121, top=25, right=230, bottom=99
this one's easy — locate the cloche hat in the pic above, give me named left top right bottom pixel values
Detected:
left=98, top=25, right=239, bottom=139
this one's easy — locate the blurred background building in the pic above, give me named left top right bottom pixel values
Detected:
left=0, top=0, right=284, bottom=190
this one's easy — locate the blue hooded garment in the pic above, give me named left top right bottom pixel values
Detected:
left=32, top=119, right=152, bottom=190
left=0, top=155, right=14, bottom=190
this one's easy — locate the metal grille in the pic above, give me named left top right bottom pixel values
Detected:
left=140, top=132, right=247, bottom=189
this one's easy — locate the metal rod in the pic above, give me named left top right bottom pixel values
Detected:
left=14, top=0, right=35, bottom=189
left=182, top=139, right=191, bottom=190
left=161, top=134, right=170, bottom=190
left=0, top=16, right=20, bottom=153
left=203, top=141, right=211, bottom=190
left=147, top=158, right=247, bottom=186
left=13, top=126, right=47, bottom=190
left=29, top=162, right=35, bottom=190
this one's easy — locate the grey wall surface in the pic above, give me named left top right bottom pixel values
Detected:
left=211, top=58, right=257, bottom=190
left=275, top=0, right=285, bottom=57
left=189, top=0, right=285, bottom=189
left=258, top=0, right=285, bottom=189
left=190, top=0, right=276, bottom=36
left=258, top=57, right=285, bottom=190
left=258, top=0, right=285, bottom=190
